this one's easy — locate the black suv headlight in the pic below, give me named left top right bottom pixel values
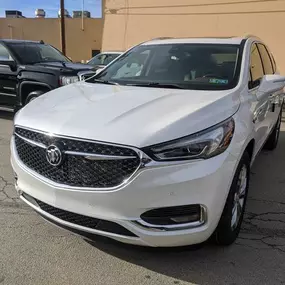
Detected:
left=143, top=118, right=235, bottom=161
left=59, top=75, right=79, bottom=86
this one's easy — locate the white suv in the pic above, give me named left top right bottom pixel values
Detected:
left=11, top=36, right=284, bottom=247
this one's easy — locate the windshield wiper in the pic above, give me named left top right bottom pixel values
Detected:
left=93, top=79, right=120, bottom=86
left=126, top=82, right=185, bottom=89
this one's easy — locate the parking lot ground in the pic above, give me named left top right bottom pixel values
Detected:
left=1, top=112, right=285, bottom=285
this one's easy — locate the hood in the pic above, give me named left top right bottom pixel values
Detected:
left=15, top=82, right=240, bottom=147
left=34, top=62, right=95, bottom=71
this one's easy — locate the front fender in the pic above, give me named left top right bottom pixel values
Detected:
left=18, top=81, right=52, bottom=106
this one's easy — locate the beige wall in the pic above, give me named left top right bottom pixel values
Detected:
left=102, top=0, right=285, bottom=73
left=1, top=1, right=285, bottom=71
left=0, top=18, right=103, bottom=62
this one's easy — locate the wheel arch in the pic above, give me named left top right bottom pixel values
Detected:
left=19, top=81, right=52, bottom=106
left=245, top=139, right=255, bottom=164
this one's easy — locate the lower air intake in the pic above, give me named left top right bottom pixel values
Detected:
left=23, top=193, right=137, bottom=237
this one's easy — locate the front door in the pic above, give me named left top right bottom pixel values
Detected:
left=248, top=43, right=271, bottom=153
left=257, top=43, right=282, bottom=133
left=0, top=43, right=17, bottom=108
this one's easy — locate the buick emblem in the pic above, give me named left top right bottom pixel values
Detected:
left=46, top=145, right=63, bottom=166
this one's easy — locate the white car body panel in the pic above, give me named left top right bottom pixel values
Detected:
left=15, top=82, right=240, bottom=147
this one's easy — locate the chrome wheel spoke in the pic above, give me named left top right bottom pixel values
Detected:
left=239, top=168, right=247, bottom=195
left=231, top=202, right=238, bottom=228
left=232, top=201, right=237, bottom=215
left=231, top=164, right=248, bottom=230
left=237, top=202, right=242, bottom=219
left=239, top=197, right=245, bottom=208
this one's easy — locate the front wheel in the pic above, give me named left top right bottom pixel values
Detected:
left=25, top=94, right=38, bottom=105
left=213, top=152, right=250, bottom=246
left=25, top=90, right=46, bottom=106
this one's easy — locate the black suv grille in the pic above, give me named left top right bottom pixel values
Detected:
left=14, top=127, right=141, bottom=188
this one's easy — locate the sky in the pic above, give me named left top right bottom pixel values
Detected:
left=0, top=0, right=102, bottom=18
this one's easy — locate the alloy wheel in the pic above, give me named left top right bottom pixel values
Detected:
left=231, top=164, right=247, bottom=230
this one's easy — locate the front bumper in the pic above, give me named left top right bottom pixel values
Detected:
left=11, top=138, right=238, bottom=247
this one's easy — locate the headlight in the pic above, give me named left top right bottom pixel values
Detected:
left=143, top=118, right=235, bottom=161
left=59, top=76, right=79, bottom=86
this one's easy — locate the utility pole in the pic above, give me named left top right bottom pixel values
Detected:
left=60, top=0, right=66, bottom=55
left=81, top=0, right=85, bottom=31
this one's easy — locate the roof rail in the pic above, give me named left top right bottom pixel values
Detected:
left=183, top=36, right=237, bottom=38
left=150, top=37, right=173, bottom=40
left=244, top=34, right=262, bottom=40
left=128, top=37, right=172, bottom=49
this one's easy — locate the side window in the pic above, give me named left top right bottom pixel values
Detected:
left=0, top=44, right=13, bottom=60
left=112, top=50, right=150, bottom=79
left=249, top=44, right=264, bottom=89
left=38, top=46, right=58, bottom=60
left=104, top=54, right=119, bottom=65
left=89, top=54, right=104, bottom=65
left=257, top=44, right=273, bottom=75
left=99, top=55, right=106, bottom=64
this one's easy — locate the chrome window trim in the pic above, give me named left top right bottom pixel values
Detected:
left=0, top=92, right=16, bottom=96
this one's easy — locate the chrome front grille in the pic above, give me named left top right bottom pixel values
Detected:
left=14, top=127, right=141, bottom=189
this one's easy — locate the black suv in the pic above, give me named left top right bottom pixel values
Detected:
left=0, top=39, right=96, bottom=112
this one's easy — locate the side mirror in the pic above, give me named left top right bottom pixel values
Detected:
left=258, top=74, right=285, bottom=94
left=0, top=58, right=17, bottom=72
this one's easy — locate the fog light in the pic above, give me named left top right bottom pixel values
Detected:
left=137, top=204, right=206, bottom=231
left=140, top=204, right=203, bottom=226
left=170, top=214, right=200, bottom=224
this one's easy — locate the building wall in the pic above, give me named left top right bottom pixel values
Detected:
left=102, top=0, right=285, bottom=73
left=0, top=18, right=103, bottom=62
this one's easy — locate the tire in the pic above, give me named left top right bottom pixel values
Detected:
left=25, top=94, right=39, bottom=105
left=213, top=152, right=250, bottom=246
left=264, top=110, right=282, bottom=151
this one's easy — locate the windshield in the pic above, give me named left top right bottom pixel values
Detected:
left=8, top=42, right=71, bottom=64
left=88, top=53, right=121, bottom=66
left=89, top=44, right=242, bottom=90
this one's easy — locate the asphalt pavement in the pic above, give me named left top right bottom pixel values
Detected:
left=1, top=111, right=285, bottom=285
